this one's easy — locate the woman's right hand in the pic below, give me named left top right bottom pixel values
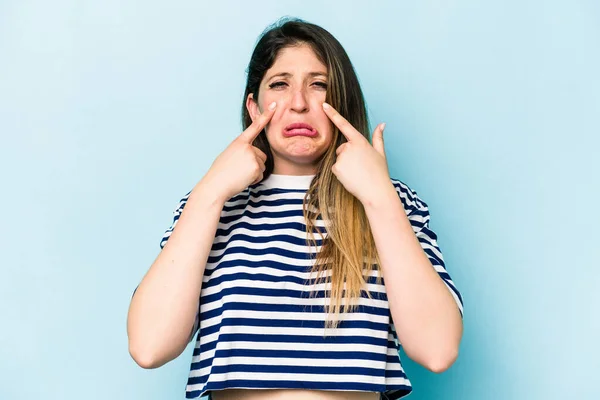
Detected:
left=199, top=101, right=277, bottom=202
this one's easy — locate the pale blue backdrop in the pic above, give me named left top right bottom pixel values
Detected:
left=1, top=1, right=598, bottom=399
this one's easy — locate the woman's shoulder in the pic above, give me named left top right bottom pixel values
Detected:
left=388, top=176, right=428, bottom=213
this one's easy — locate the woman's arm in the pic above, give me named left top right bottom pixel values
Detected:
left=363, top=186, right=463, bottom=373
left=127, top=179, right=226, bottom=369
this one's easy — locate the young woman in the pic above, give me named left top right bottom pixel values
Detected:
left=127, top=17, right=464, bottom=400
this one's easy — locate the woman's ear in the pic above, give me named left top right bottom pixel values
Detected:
left=246, top=93, right=261, bottom=122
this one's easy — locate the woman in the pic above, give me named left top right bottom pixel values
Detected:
left=127, top=17, right=464, bottom=400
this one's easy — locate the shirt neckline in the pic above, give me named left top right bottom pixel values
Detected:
left=259, top=173, right=316, bottom=190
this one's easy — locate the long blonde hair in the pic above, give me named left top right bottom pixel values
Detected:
left=242, top=17, right=383, bottom=331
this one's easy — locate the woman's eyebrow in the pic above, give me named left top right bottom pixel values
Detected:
left=266, top=71, right=328, bottom=81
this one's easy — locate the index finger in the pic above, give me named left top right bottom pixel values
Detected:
left=239, top=101, right=277, bottom=143
left=322, top=102, right=364, bottom=142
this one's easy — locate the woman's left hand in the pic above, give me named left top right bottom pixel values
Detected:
left=322, top=102, right=394, bottom=205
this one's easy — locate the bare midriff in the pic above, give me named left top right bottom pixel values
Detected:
left=211, top=388, right=380, bottom=400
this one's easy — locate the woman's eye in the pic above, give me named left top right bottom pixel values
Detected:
left=268, top=81, right=328, bottom=89
left=269, top=82, right=287, bottom=89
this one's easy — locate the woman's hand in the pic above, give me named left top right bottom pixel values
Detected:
left=322, top=102, right=394, bottom=205
left=201, top=101, right=277, bottom=202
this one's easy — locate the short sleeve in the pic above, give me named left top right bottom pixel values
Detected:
left=160, top=190, right=192, bottom=250
left=391, top=179, right=464, bottom=318
left=158, top=190, right=200, bottom=342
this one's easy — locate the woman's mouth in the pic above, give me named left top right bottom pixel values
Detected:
left=283, top=122, right=318, bottom=137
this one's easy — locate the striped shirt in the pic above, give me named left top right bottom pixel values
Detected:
left=159, top=174, right=464, bottom=400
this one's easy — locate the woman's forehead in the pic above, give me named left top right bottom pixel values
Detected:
left=268, top=45, right=327, bottom=74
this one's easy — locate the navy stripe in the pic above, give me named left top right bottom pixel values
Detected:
left=200, top=285, right=389, bottom=307
left=192, top=348, right=391, bottom=369
left=199, top=301, right=389, bottom=322
left=207, top=244, right=317, bottom=264
left=202, top=259, right=387, bottom=283
left=211, top=232, right=324, bottom=251
left=190, top=364, right=391, bottom=385
left=202, top=271, right=388, bottom=295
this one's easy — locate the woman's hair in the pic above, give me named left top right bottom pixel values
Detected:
left=241, top=17, right=384, bottom=331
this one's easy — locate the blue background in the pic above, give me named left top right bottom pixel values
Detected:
left=1, top=1, right=598, bottom=399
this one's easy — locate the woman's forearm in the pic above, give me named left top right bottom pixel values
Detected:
left=363, top=187, right=463, bottom=372
left=127, top=180, right=225, bottom=369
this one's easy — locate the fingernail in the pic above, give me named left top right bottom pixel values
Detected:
left=269, top=101, right=277, bottom=110
left=381, top=123, right=386, bottom=131
left=322, top=102, right=330, bottom=109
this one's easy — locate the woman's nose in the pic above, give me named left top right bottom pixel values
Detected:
left=290, top=88, right=309, bottom=113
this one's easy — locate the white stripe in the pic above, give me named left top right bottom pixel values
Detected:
left=419, top=240, right=444, bottom=261
left=444, top=281, right=464, bottom=313
left=212, top=226, right=325, bottom=246
left=199, top=292, right=389, bottom=314
left=392, top=188, right=420, bottom=210
left=192, top=357, right=390, bottom=378
left=216, top=214, right=328, bottom=231
left=201, top=277, right=387, bottom=298
left=201, top=309, right=390, bottom=331
left=236, top=189, right=308, bottom=202
left=207, top=245, right=382, bottom=269
left=408, top=214, right=428, bottom=226
left=385, top=376, right=412, bottom=386
left=190, top=371, right=387, bottom=385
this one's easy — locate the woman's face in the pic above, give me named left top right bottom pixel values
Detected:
left=247, top=44, right=334, bottom=175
